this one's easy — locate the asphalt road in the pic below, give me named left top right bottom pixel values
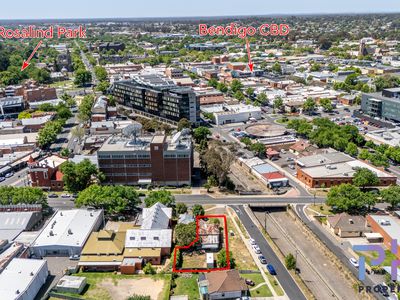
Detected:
left=233, top=205, right=307, bottom=300
left=295, top=205, right=386, bottom=300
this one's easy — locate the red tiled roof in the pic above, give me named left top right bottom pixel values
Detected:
left=261, top=172, right=285, bottom=180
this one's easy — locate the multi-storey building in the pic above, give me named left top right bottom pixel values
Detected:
left=361, top=88, right=400, bottom=122
left=97, top=130, right=193, bottom=186
left=112, top=74, right=199, bottom=125
left=28, top=155, right=66, bottom=191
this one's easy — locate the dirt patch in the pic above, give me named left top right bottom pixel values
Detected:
left=97, top=278, right=165, bottom=300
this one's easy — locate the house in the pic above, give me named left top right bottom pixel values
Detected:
left=198, top=270, right=249, bottom=300
left=199, top=220, right=220, bottom=250
left=266, top=148, right=280, bottom=160
left=289, top=140, right=314, bottom=156
left=28, top=155, right=67, bottom=191
left=141, top=202, right=172, bottom=229
left=327, top=213, right=370, bottom=238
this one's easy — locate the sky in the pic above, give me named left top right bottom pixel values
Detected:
left=1, top=0, right=400, bottom=19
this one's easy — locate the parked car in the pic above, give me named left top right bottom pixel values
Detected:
left=245, top=279, right=255, bottom=286
left=376, top=283, right=389, bottom=297
left=5, top=172, right=14, bottom=178
left=47, top=193, right=58, bottom=198
left=252, top=245, right=261, bottom=254
left=249, top=238, right=256, bottom=245
left=267, top=264, right=276, bottom=275
left=286, top=157, right=294, bottom=162
left=258, top=255, right=267, bottom=264
left=349, top=257, right=359, bottom=268
left=69, top=254, right=80, bottom=261
left=0, top=177, right=5, bottom=182
left=61, top=193, right=71, bottom=198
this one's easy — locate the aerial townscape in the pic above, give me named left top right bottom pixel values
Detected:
left=1, top=1, right=400, bottom=300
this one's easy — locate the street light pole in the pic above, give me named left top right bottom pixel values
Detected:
left=264, top=211, right=267, bottom=232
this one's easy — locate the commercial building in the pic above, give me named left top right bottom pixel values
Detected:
left=201, top=104, right=261, bottom=125
left=0, top=96, right=25, bottom=117
left=367, top=215, right=400, bottom=259
left=296, top=151, right=397, bottom=188
left=0, top=211, right=42, bottom=242
left=28, top=155, right=67, bottom=191
left=23, top=87, right=57, bottom=103
left=112, top=74, right=199, bottom=125
left=97, top=130, right=193, bottom=186
left=194, top=87, right=225, bottom=105
left=361, top=88, right=400, bottom=122
left=98, top=42, right=125, bottom=52
left=365, top=128, right=400, bottom=147
left=31, top=209, right=103, bottom=257
left=0, top=258, right=48, bottom=300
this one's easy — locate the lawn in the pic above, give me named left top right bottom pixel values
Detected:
left=265, top=272, right=285, bottom=296
left=227, top=217, right=257, bottom=270
left=356, top=249, right=398, bottom=267
left=307, top=204, right=333, bottom=216
left=172, top=274, right=199, bottom=300
left=241, top=273, right=273, bottom=297
left=181, top=252, right=207, bottom=269
left=75, top=272, right=171, bottom=300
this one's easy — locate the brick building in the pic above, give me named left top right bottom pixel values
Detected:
left=28, top=155, right=66, bottom=191
left=296, top=151, right=396, bottom=188
left=23, top=87, right=57, bottom=103
left=97, top=130, right=193, bottom=186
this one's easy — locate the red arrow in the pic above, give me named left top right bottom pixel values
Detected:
left=21, top=40, right=43, bottom=71
left=246, top=38, right=254, bottom=72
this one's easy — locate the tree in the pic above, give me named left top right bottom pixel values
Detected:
left=234, top=91, right=245, bottom=101
left=272, top=62, right=282, bottom=74
left=285, top=253, right=296, bottom=270
left=193, top=127, right=211, bottom=143
left=353, top=168, right=379, bottom=190
left=202, top=145, right=234, bottom=186
left=37, top=121, right=63, bottom=148
left=0, top=186, right=47, bottom=207
left=327, top=184, right=375, bottom=214
left=204, top=175, right=218, bottom=192
left=18, top=111, right=32, bottom=119
left=208, top=78, right=218, bottom=88
left=75, top=185, right=140, bottom=215
left=319, top=98, right=333, bottom=112
left=303, top=97, right=316, bottom=114
left=245, top=87, right=255, bottom=97
left=56, top=104, right=72, bottom=120
left=144, top=190, right=175, bottom=208
left=74, top=69, right=92, bottom=86
left=345, top=142, right=358, bottom=157
left=78, top=94, right=95, bottom=122
left=94, top=66, right=107, bottom=81
left=39, top=103, right=56, bottom=112
left=230, top=79, right=243, bottom=93
left=175, top=222, right=196, bottom=246
left=177, top=118, right=191, bottom=131
left=380, top=185, right=400, bottom=210
left=250, top=142, right=266, bottom=157
left=71, top=126, right=85, bottom=141
left=217, top=249, right=235, bottom=268
left=143, top=262, right=156, bottom=275
left=96, top=81, right=110, bottom=94
left=60, top=159, right=104, bottom=193
left=176, top=203, right=188, bottom=215
left=256, top=92, right=268, bottom=106
left=216, top=82, right=228, bottom=93
left=310, top=63, right=321, bottom=72
left=61, top=93, right=76, bottom=107
left=273, top=97, right=284, bottom=112
left=192, top=204, right=205, bottom=217
left=60, top=148, right=70, bottom=158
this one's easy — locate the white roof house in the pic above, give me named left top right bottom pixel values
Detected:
left=125, top=229, right=172, bottom=248
left=0, top=258, right=48, bottom=300
left=141, top=202, right=172, bottom=229
left=31, top=209, right=103, bottom=257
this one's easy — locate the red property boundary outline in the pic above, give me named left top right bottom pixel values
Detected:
left=172, top=214, right=230, bottom=273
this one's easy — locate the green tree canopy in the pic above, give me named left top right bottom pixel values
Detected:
left=192, top=204, right=205, bottom=217
left=217, top=249, right=235, bottom=268
left=175, top=222, right=196, bottom=246
left=75, top=185, right=140, bottom=216
left=193, top=127, right=211, bottom=143
left=327, top=184, right=376, bottom=214
left=353, top=168, right=379, bottom=190
left=380, top=185, right=400, bottom=210
left=144, top=190, right=175, bottom=208
left=177, top=118, right=191, bottom=131
left=0, top=186, right=47, bottom=207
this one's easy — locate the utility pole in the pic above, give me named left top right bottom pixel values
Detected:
left=264, top=211, right=267, bottom=232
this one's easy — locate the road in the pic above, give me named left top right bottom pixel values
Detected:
left=233, top=205, right=307, bottom=300
left=295, top=204, right=386, bottom=300
left=0, top=167, right=30, bottom=187
left=77, top=41, right=98, bottom=86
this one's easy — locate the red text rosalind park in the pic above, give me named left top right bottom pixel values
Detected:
left=0, top=26, right=87, bottom=39
left=199, top=23, right=290, bottom=38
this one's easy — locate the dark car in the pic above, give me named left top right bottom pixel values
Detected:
left=245, top=279, right=255, bottom=286
left=258, top=255, right=267, bottom=264
left=267, top=264, right=277, bottom=275
left=47, top=193, right=58, bottom=198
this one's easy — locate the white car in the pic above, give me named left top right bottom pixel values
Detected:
left=252, top=245, right=261, bottom=254
left=349, top=257, right=359, bottom=268
left=249, top=238, right=256, bottom=245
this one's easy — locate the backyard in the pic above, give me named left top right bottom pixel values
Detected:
left=73, top=272, right=171, bottom=300
left=241, top=272, right=273, bottom=297
left=171, top=274, right=199, bottom=300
